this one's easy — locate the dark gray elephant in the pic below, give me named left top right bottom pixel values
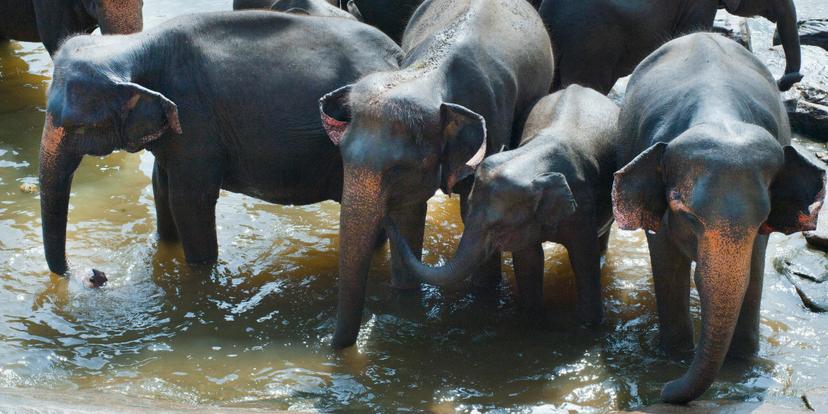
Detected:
left=613, top=33, right=825, bottom=404
left=39, top=11, right=402, bottom=278
left=0, top=0, right=143, bottom=55
left=539, top=0, right=803, bottom=93
left=387, top=85, right=621, bottom=325
left=319, top=0, right=554, bottom=349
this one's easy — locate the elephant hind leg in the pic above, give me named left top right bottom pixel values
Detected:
left=728, top=234, right=769, bottom=359
left=647, top=230, right=694, bottom=356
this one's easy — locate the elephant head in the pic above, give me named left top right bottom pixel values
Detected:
left=35, top=0, right=144, bottom=55
left=612, top=124, right=825, bottom=404
left=319, top=78, right=487, bottom=348
left=40, top=46, right=181, bottom=276
left=386, top=152, right=577, bottom=286
left=720, top=0, right=802, bottom=91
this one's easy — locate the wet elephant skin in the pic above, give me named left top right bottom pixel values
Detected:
left=319, top=0, right=554, bottom=349
left=38, top=12, right=402, bottom=278
left=387, top=85, right=623, bottom=327
left=613, top=33, right=826, bottom=404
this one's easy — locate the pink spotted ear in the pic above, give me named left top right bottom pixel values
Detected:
left=319, top=85, right=353, bottom=146
left=612, top=142, right=668, bottom=231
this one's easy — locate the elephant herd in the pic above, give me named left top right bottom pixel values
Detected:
left=2, top=0, right=824, bottom=407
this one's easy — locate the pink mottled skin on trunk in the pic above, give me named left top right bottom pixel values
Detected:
left=40, top=115, right=65, bottom=163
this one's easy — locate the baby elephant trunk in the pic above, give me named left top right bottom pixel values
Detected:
left=385, top=218, right=488, bottom=286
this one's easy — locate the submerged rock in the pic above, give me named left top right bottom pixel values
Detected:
left=803, top=387, right=828, bottom=412
left=620, top=400, right=811, bottom=413
left=774, top=19, right=828, bottom=52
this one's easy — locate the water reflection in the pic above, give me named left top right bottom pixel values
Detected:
left=0, top=0, right=826, bottom=412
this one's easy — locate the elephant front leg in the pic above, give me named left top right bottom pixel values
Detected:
left=152, top=161, right=178, bottom=242
left=388, top=202, right=427, bottom=290
left=563, top=233, right=604, bottom=326
left=728, top=234, right=769, bottom=359
left=167, top=170, right=221, bottom=265
left=513, top=243, right=545, bottom=312
left=647, top=230, right=694, bottom=356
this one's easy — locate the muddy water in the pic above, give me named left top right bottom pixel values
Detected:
left=0, top=1, right=826, bottom=412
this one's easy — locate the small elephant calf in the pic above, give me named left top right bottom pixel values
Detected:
left=388, top=85, right=622, bottom=325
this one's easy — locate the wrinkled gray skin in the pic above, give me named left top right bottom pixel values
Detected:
left=0, top=0, right=143, bottom=55
left=233, top=0, right=355, bottom=19
left=319, top=0, right=554, bottom=349
left=388, top=85, right=621, bottom=326
left=539, top=0, right=803, bottom=93
left=39, top=12, right=402, bottom=280
left=613, top=33, right=826, bottom=404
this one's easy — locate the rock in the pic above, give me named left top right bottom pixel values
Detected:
left=712, top=12, right=752, bottom=51
left=88, top=269, right=107, bottom=288
left=18, top=183, right=38, bottom=194
left=619, top=400, right=811, bottom=413
left=774, top=19, right=828, bottom=52
left=776, top=248, right=828, bottom=313
left=762, top=45, right=828, bottom=140
left=803, top=387, right=828, bottom=412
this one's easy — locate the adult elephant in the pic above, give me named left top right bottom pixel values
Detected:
left=39, top=11, right=402, bottom=278
left=233, top=0, right=350, bottom=17
left=319, top=0, right=554, bottom=349
left=0, top=0, right=143, bottom=56
left=613, top=33, right=825, bottom=404
left=539, top=0, right=803, bottom=93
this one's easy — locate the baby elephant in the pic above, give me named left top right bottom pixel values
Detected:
left=388, top=85, right=621, bottom=325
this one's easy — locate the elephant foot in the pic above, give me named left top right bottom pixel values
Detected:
left=576, top=303, right=603, bottom=328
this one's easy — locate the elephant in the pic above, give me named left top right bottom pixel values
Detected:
left=39, top=11, right=403, bottom=279
left=386, top=85, right=621, bottom=325
left=539, top=0, right=803, bottom=93
left=233, top=0, right=355, bottom=19
left=0, top=0, right=143, bottom=56
left=318, top=0, right=554, bottom=349
left=346, top=0, right=424, bottom=43
left=613, top=33, right=826, bottom=404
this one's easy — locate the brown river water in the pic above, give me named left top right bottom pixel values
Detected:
left=0, top=1, right=826, bottom=412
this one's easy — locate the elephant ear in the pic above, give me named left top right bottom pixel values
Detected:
left=117, top=82, right=182, bottom=153
left=533, top=172, right=577, bottom=225
left=347, top=0, right=364, bottom=21
left=761, top=146, right=826, bottom=234
left=319, top=85, right=353, bottom=146
left=440, top=103, right=487, bottom=194
left=612, top=142, right=668, bottom=231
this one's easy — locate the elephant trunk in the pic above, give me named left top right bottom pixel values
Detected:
left=333, top=167, right=386, bottom=349
left=96, top=0, right=143, bottom=35
left=386, top=217, right=488, bottom=286
left=774, top=0, right=802, bottom=91
left=661, top=230, right=756, bottom=404
left=39, top=117, right=82, bottom=275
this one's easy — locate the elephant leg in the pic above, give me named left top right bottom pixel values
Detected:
left=728, top=234, right=768, bottom=359
left=647, top=230, right=694, bottom=356
left=459, top=193, right=502, bottom=288
left=167, top=168, right=221, bottom=265
left=152, top=160, right=178, bottom=242
left=513, top=243, right=545, bottom=311
left=563, top=232, right=604, bottom=326
left=388, top=201, right=427, bottom=290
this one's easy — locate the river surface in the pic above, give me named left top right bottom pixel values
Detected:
left=0, top=1, right=826, bottom=412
